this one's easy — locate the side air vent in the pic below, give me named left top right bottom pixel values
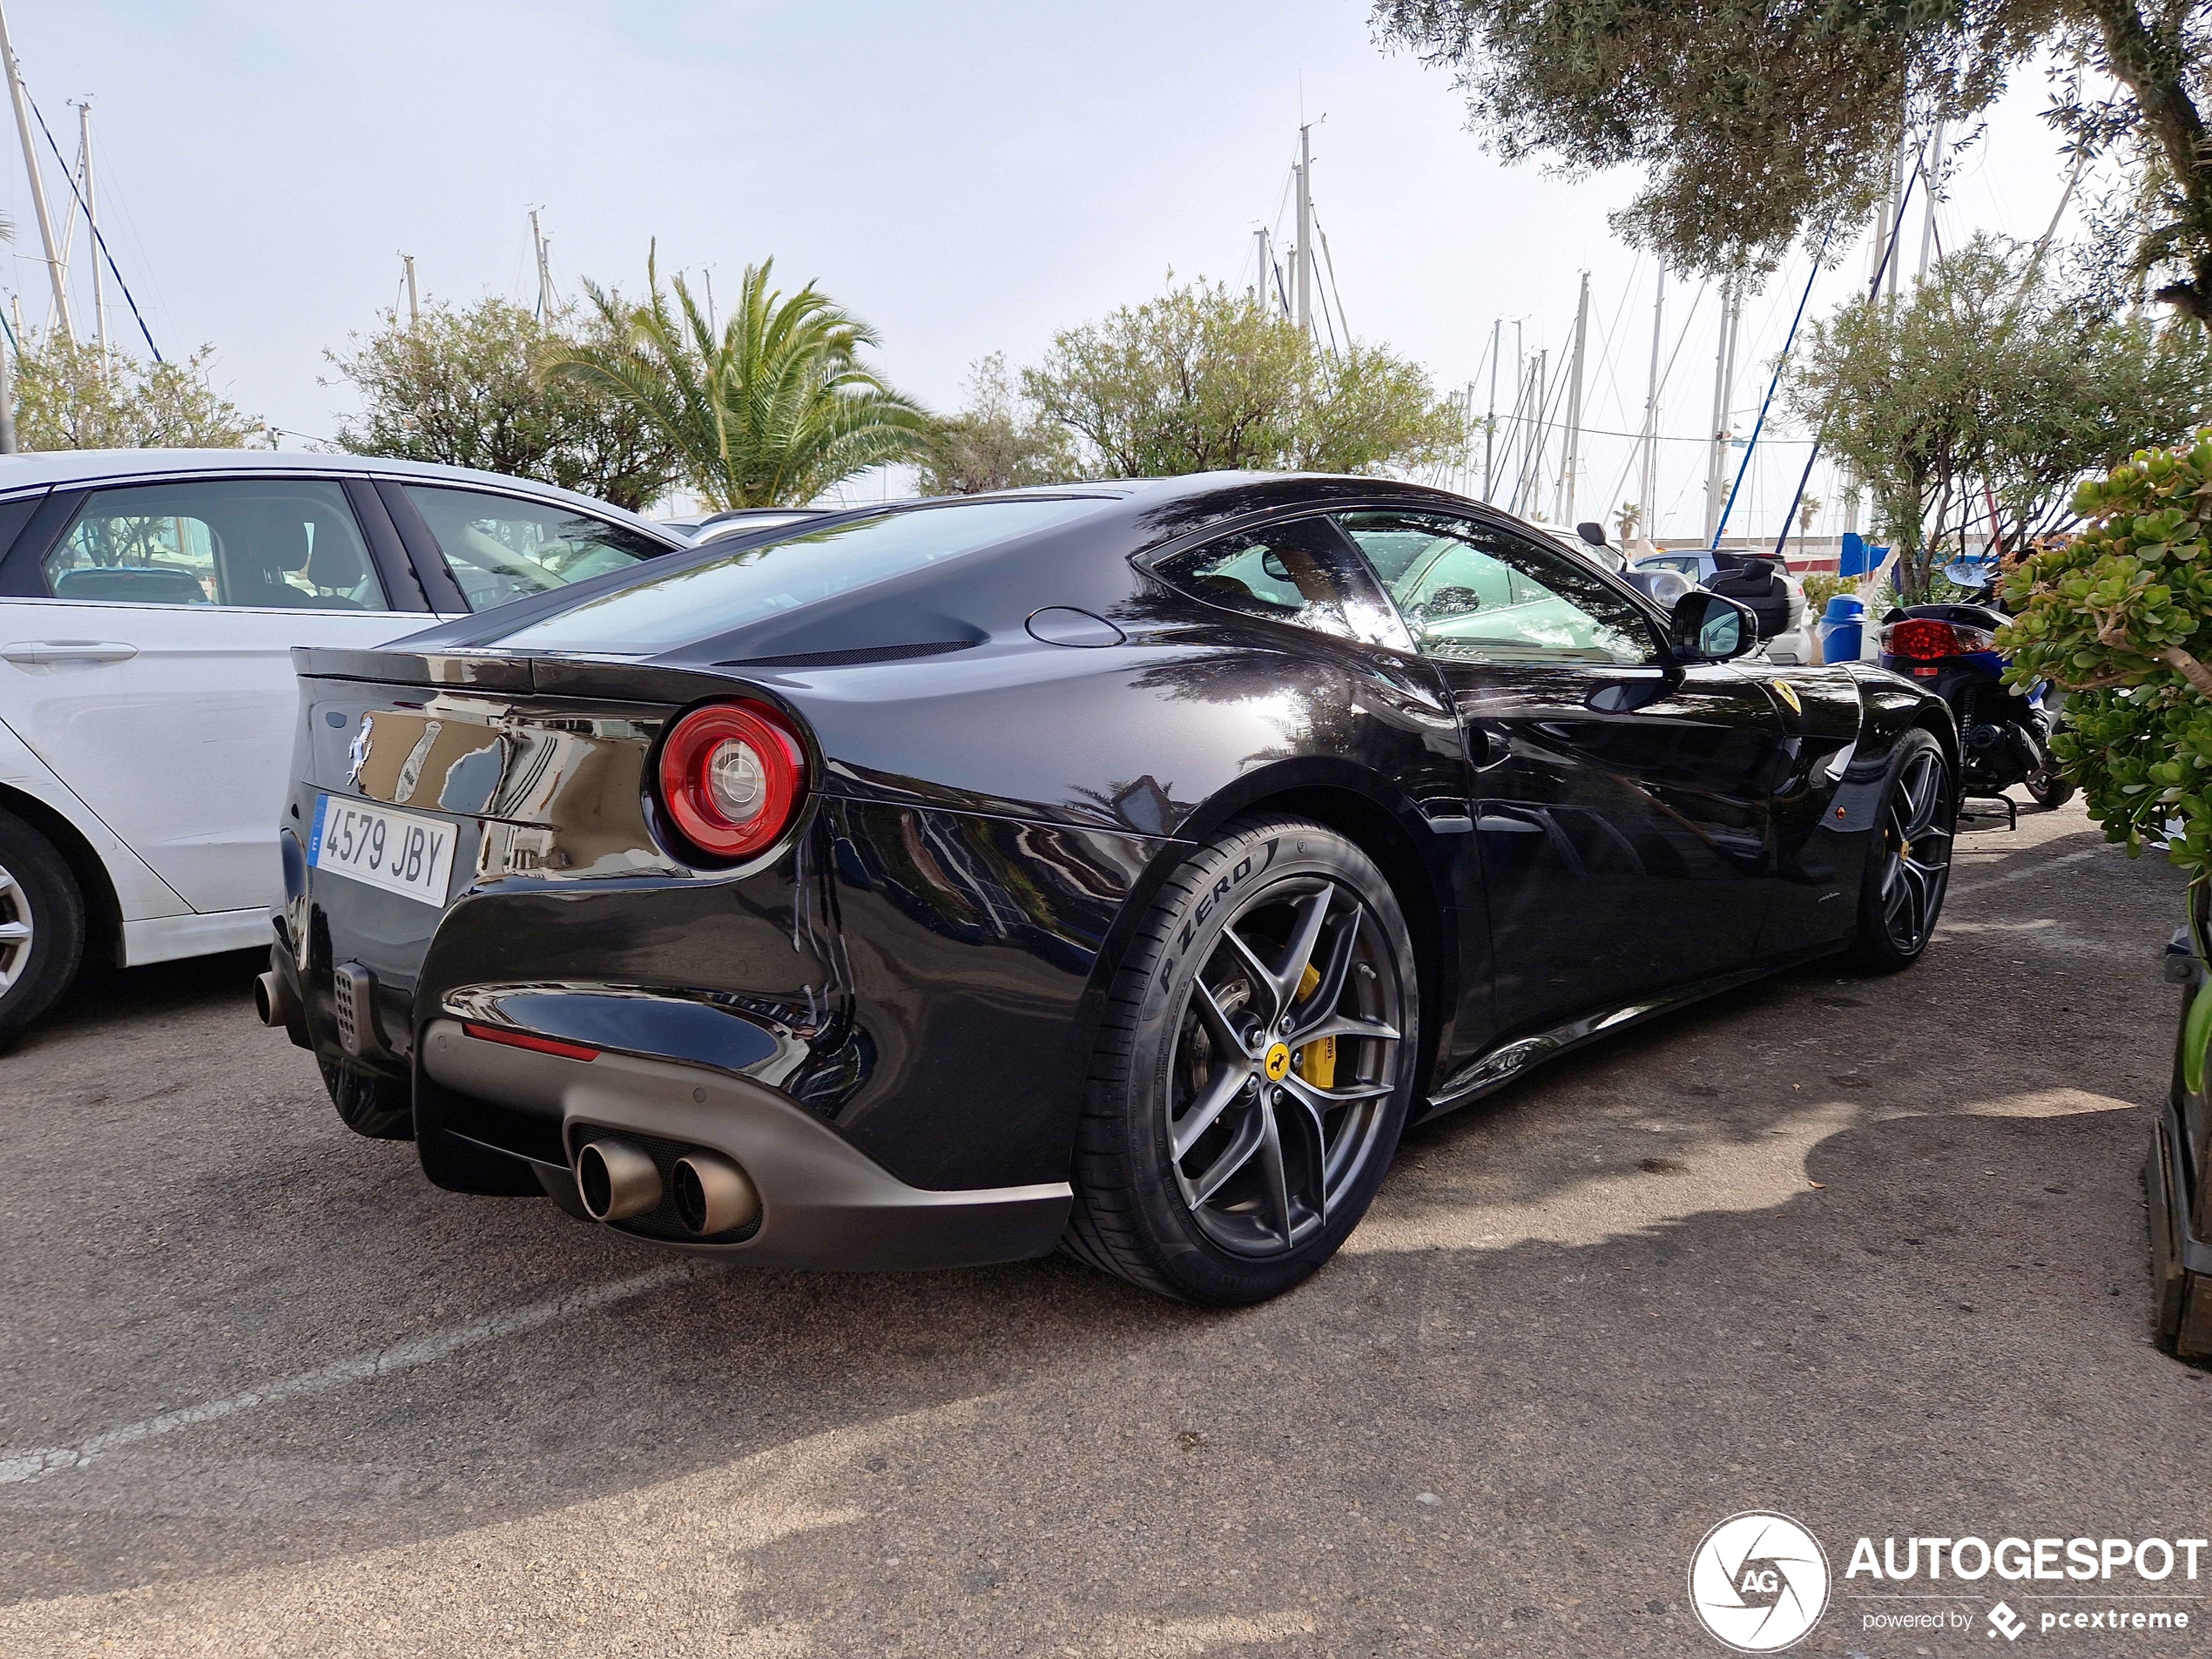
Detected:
left=718, top=641, right=976, bottom=669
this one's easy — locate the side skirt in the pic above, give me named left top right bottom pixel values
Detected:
left=1417, top=944, right=1844, bottom=1122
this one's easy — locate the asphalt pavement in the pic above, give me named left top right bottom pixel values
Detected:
left=0, top=799, right=2201, bottom=1658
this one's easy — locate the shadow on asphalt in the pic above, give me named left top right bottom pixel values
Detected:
left=28, top=946, right=268, bottom=1044
left=1, top=813, right=2199, bottom=1650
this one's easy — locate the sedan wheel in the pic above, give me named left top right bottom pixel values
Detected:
left=1853, top=732, right=1954, bottom=972
left=0, top=808, right=84, bottom=1049
left=1064, top=815, right=1419, bottom=1305
left=0, top=860, right=32, bottom=996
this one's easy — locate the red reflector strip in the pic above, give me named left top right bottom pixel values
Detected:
left=1912, top=666, right=1941, bottom=677
left=462, top=1022, right=599, bottom=1062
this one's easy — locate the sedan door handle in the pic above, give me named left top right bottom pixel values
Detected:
left=2, top=640, right=139, bottom=664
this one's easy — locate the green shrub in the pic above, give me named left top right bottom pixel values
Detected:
left=2000, top=430, right=2212, bottom=871
left=1802, top=573, right=1855, bottom=614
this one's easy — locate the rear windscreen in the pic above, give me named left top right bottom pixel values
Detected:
left=484, top=497, right=1107, bottom=654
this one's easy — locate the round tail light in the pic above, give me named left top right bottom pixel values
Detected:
left=655, top=701, right=806, bottom=863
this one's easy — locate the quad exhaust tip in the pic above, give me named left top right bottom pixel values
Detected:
left=673, top=1151, right=761, bottom=1237
left=575, top=1137, right=662, bottom=1222
left=253, top=969, right=299, bottom=1029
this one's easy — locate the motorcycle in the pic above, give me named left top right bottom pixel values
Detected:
left=1878, top=571, right=2072, bottom=810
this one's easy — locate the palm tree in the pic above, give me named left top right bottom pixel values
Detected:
left=543, top=252, right=931, bottom=509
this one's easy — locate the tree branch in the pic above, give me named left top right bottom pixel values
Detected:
left=2163, top=644, right=2212, bottom=698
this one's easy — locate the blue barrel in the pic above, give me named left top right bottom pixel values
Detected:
left=1819, top=594, right=1865, bottom=664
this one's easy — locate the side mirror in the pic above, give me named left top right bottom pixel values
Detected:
left=1669, top=590, right=1757, bottom=661
left=1575, top=520, right=1608, bottom=548
left=1424, top=585, right=1482, bottom=617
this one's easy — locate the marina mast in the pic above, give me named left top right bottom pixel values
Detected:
left=0, top=0, right=71, bottom=341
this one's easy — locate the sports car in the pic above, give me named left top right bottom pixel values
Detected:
left=260, top=473, right=1958, bottom=1305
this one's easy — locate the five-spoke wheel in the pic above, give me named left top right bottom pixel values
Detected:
left=1064, top=816, right=1419, bottom=1305
left=1170, top=874, right=1401, bottom=1256
left=1856, top=731, right=1954, bottom=971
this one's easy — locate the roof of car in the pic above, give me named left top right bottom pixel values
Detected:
left=0, top=448, right=673, bottom=536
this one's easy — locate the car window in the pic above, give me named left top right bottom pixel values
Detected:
left=44, top=479, right=388, bottom=610
left=487, top=496, right=1106, bottom=653
left=1642, top=556, right=1702, bottom=577
left=1151, top=516, right=1406, bottom=647
left=1336, top=509, right=1659, bottom=666
left=403, top=485, right=668, bottom=612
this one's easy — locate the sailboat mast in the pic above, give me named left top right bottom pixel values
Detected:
left=0, top=0, right=70, bottom=341
left=531, top=210, right=553, bottom=320
left=1638, top=266, right=1665, bottom=550
left=1482, top=319, right=1500, bottom=502
left=1294, top=125, right=1312, bottom=338
left=1916, top=120, right=1946, bottom=283
left=1559, top=272, right=1588, bottom=523
left=1704, top=272, right=1742, bottom=546
left=78, top=100, right=105, bottom=359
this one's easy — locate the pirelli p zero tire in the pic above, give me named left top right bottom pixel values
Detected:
left=1063, top=816, right=1420, bottom=1305
left=0, top=808, right=84, bottom=1051
left=1850, top=729, right=1955, bottom=974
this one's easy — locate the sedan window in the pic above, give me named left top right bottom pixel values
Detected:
left=1337, top=510, right=1658, bottom=666
left=44, top=480, right=388, bottom=610
left=402, top=485, right=669, bottom=612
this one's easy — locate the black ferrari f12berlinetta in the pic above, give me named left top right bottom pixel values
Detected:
left=260, top=473, right=1956, bottom=1305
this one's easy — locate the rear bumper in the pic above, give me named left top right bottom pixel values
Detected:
left=421, top=1019, right=1071, bottom=1270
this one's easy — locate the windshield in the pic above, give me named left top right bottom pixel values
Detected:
left=485, top=497, right=1107, bottom=654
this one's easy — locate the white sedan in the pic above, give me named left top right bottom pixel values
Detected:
left=0, top=450, right=689, bottom=1045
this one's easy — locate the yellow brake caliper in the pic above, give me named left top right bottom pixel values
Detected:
left=1291, top=963, right=1337, bottom=1088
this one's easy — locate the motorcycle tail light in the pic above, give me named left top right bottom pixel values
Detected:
left=655, top=701, right=807, bottom=863
left=1881, top=618, right=1996, bottom=658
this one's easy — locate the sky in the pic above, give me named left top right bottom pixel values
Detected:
left=11, top=1, right=2098, bottom=542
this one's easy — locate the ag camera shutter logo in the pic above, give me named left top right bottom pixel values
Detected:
left=1689, top=1512, right=1831, bottom=1652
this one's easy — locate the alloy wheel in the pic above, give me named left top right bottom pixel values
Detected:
left=1167, top=874, right=1403, bottom=1256
left=1878, top=748, right=1952, bottom=953
left=0, top=859, right=30, bottom=995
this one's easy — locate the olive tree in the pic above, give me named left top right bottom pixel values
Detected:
left=1021, top=278, right=1464, bottom=479
left=919, top=354, right=1082, bottom=495
left=1784, top=236, right=2209, bottom=600
left=17, top=337, right=261, bottom=450
left=327, top=297, right=679, bottom=512
left=1372, top=0, right=2212, bottom=321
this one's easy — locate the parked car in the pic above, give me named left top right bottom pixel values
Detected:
left=1631, top=548, right=1815, bottom=664
left=658, top=506, right=830, bottom=542
left=267, top=473, right=1964, bottom=1309
left=263, top=472, right=1959, bottom=1305
left=0, top=449, right=691, bottom=1045
left=1529, top=518, right=1627, bottom=573
left=2155, top=888, right=2212, bottom=1359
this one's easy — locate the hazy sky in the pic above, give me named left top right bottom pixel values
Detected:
left=16, top=2, right=2089, bottom=540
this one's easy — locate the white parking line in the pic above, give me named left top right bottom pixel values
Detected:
left=1948, top=846, right=2104, bottom=899
left=0, top=1261, right=700, bottom=1487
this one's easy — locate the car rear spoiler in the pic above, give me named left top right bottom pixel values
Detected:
left=290, top=646, right=751, bottom=707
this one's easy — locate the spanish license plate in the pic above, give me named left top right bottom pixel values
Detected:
left=309, top=794, right=457, bottom=906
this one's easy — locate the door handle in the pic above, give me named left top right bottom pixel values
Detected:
left=2, top=641, right=139, bottom=664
